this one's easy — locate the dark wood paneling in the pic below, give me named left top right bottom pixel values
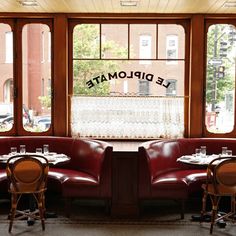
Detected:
left=53, top=14, right=68, bottom=136
left=189, top=15, right=205, bottom=137
left=111, top=151, right=139, bottom=217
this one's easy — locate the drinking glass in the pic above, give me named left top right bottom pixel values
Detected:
left=222, top=147, right=227, bottom=155
left=195, top=148, right=201, bottom=157
left=20, top=145, right=26, bottom=154
left=200, top=146, right=206, bottom=157
left=10, top=147, right=17, bottom=155
left=226, top=150, right=232, bottom=156
left=43, top=144, right=49, bottom=155
left=36, top=148, right=42, bottom=154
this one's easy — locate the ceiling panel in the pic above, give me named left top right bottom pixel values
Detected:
left=164, top=0, right=179, bottom=14
left=0, top=0, right=236, bottom=14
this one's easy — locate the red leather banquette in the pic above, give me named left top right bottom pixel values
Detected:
left=0, top=136, right=112, bottom=215
left=138, top=138, right=236, bottom=218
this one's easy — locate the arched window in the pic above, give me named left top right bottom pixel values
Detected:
left=205, top=24, right=236, bottom=134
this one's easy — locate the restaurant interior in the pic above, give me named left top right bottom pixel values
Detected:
left=1, top=0, right=236, bottom=235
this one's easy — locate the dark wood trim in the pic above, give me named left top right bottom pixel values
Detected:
left=53, top=14, right=68, bottom=136
left=68, top=18, right=191, bottom=24
left=183, top=20, right=191, bottom=137
left=111, top=151, right=139, bottom=217
left=189, top=15, right=205, bottom=137
left=68, top=18, right=74, bottom=136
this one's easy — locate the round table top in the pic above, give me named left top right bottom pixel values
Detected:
left=177, top=154, right=223, bottom=166
left=0, top=152, right=70, bottom=166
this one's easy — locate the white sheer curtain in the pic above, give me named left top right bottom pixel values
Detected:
left=71, top=96, right=184, bottom=139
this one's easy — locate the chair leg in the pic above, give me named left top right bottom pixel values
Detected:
left=9, top=207, right=16, bottom=233
left=180, top=199, right=185, bottom=219
left=65, top=197, right=72, bottom=218
left=210, top=196, right=219, bottom=234
left=105, top=199, right=111, bottom=215
left=9, top=194, right=17, bottom=233
left=37, top=193, right=46, bottom=231
left=201, top=191, right=208, bottom=222
left=231, top=196, right=236, bottom=219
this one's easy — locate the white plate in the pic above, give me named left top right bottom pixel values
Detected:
left=180, top=156, right=192, bottom=160
left=189, top=159, right=201, bottom=163
left=47, top=152, right=57, bottom=156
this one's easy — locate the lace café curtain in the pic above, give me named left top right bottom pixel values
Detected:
left=71, top=96, right=184, bottom=139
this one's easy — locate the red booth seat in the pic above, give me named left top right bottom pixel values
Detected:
left=0, top=136, right=112, bottom=215
left=138, top=138, right=236, bottom=218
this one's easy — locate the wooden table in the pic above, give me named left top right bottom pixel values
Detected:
left=0, top=152, right=70, bottom=165
left=177, top=153, right=228, bottom=228
left=177, top=154, right=225, bottom=166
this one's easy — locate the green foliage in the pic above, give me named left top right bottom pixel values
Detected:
left=38, top=24, right=129, bottom=106
left=206, top=24, right=235, bottom=106
left=73, top=24, right=128, bottom=96
left=38, top=92, right=51, bottom=108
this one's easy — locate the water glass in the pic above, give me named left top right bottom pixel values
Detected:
left=222, top=147, right=227, bottom=155
left=200, top=146, right=206, bottom=157
left=226, top=150, right=232, bottom=156
left=10, top=147, right=17, bottom=155
left=36, top=148, right=42, bottom=154
left=20, top=145, right=26, bottom=154
left=43, top=144, right=49, bottom=155
left=195, top=148, right=201, bottom=157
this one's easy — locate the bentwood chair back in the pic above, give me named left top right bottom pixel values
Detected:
left=201, top=156, right=236, bottom=234
left=6, top=154, right=49, bottom=232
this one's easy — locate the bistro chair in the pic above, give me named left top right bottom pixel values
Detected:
left=201, top=156, right=236, bottom=234
left=6, top=154, right=49, bottom=233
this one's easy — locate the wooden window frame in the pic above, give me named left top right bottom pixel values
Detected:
left=203, top=19, right=236, bottom=138
left=68, top=19, right=190, bottom=138
left=0, top=18, right=54, bottom=136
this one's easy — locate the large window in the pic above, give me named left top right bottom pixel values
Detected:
left=0, top=24, right=13, bottom=132
left=22, top=23, right=52, bottom=132
left=205, top=24, right=236, bottom=134
left=0, top=20, right=52, bottom=135
left=71, top=22, right=187, bottom=139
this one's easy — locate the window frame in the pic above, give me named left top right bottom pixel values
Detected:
left=68, top=19, right=190, bottom=139
left=0, top=18, right=54, bottom=136
left=204, top=19, right=236, bottom=138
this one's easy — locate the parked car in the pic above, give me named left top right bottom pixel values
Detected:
left=0, top=103, right=32, bottom=128
left=33, top=116, right=51, bottom=131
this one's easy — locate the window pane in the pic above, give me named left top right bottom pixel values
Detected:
left=0, top=24, right=13, bottom=132
left=22, top=23, right=51, bottom=132
left=158, top=24, right=185, bottom=59
left=73, top=24, right=100, bottom=59
left=72, top=23, right=185, bottom=139
left=205, top=24, right=236, bottom=133
left=130, top=24, right=156, bottom=60
left=101, top=24, right=128, bottom=59
left=73, top=60, right=184, bottom=96
left=72, top=60, right=184, bottom=138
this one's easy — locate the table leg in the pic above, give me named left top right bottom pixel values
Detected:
left=191, top=212, right=227, bottom=228
left=27, top=195, right=36, bottom=226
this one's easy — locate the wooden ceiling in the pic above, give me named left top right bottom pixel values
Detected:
left=1, top=0, right=236, bottom=14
